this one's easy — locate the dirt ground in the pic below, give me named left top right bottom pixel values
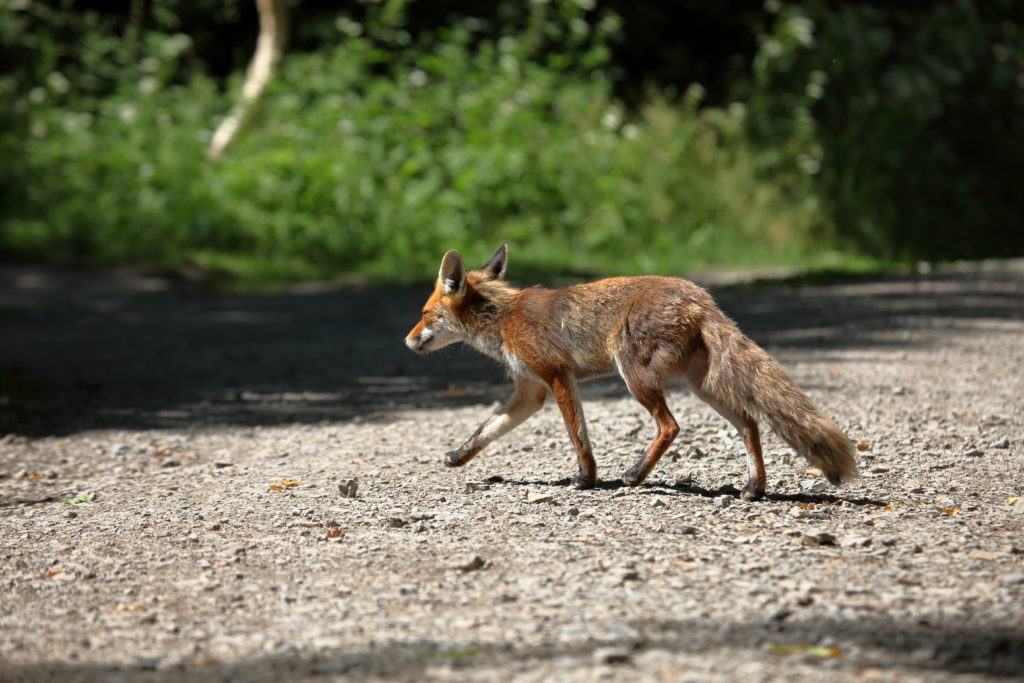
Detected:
left=1, top=261, right=1022, bottom=682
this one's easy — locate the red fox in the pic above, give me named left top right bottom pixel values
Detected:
left=405, top=245, right=858, bottom=500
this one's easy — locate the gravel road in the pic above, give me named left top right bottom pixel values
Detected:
left=1, top=262, right=1023, bottom=682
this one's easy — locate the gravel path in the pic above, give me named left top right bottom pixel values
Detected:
left=1, top=263, right=1023, bottom=682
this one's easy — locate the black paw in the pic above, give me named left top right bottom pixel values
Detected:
left=622, top=466, right=646, bottom=487
left=571, top=474, right=595, bottom=490
left=740, top=483, right=765, bottom=501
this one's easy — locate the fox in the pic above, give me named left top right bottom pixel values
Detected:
left=404, top=245, right=858, bottom=500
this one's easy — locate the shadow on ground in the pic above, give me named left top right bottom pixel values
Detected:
left=2, top=614, right=1021, bottom=681
left=1, top=264, right=1022, bottom=436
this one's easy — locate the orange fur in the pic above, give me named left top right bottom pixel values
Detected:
left=405, top=246, right=858, bottom=499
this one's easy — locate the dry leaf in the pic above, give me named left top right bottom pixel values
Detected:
left=967, top=551, right=1000, bottom=560
left=153, top=447, right=174, bottom=457
left=856, top=441, right=870, bottom=452
left=325, top=527, right=343, bottom=539
left=268, top=479, right=301, bottom=492
left=443, top=386, right=466, bottom=397
left=935, top=507, right=960, bottom=515
left=769, top=644, right=841, bottom=658
left=952, top=409, right=968, bottom=418
left=115, top=603, right=144, bottom=611
left=797, top=503, right=817, bottom=510
left=1005, top=497, right=1021, bottom=504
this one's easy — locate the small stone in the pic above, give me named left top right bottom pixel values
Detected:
left=566, top=507, right=580, bottom=517
left=650, top=497, right=668, bottom=508
left=801, top=478, right=828, bottom=492
left=677, top=525, right=699, bottom=536
left=674, top=473, right=693, bottom=486
left=802, top=529, right=837, bottom=547
left=990, top=438, right=1010, bottom=449
left=892, top=386, right=906, bottom=395
left=686, top=446, right=705, bottom=460
left=593, top=647, right=631, bottom=664
left=840, top=535, right=872, bottom=549
left=934, top=495, right=956, bottom=509
left=464, top=481, right=491, bottom=493
left=1013, top=499, right=1024, bottom=515
left=1000, top=574, right=1024, bottom=586
left=213, top=462, right=233, bottom=468
left=161, top=460, right=180, bottom=468
left=385, top=517, right=407, bottom=529
left=527, top=492, right=554, bottom=504
left=338, top=479, right=358, bottom=498
left=65, top=511, right=78, bottom=519
left=714, top=496, right=732, bottom=509
left=963, top=449, right=984, bottom=458
left=454, top=555, right=486, bottom=572
left=204, top=522, right=221, bottom=531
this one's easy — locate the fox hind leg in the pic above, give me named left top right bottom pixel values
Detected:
left=617, top=362, right=680, bottom=487
left=695, top=392, right=766, bottom=501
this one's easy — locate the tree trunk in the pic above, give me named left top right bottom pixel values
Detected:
left=207, top=0, right=288, bottom=160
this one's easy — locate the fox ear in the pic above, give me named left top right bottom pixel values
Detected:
left=480, top=244, right=508, bottom=280
left=439, top=250, right=466, bottom=295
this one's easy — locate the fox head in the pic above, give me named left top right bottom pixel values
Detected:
left=405, top=245, right=508, bottom=354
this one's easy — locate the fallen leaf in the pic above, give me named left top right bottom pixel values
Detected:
left=443, top=386, right=466, bottom=397
left=61, top=493, right=93, bottom=505
left=269, top=479, right=301, bottom=491
left=797, top=503, right=817, bottom=510
left=967, top=551, right=1000, bottom=560
left=769, top=644, right=841, bottom=658
left=115, top=603, right=144, bottom=611
left=856, top=441, right=870, bottom=452
left=952, top=409, right=968, bottom=418
left=153, top=447, right=174, bottom=457
left=325, top=527, right=343, bottom=539
left=24, top=472, right=43, bottom=481
left=935, top=507, right=961, bottom=515
left=1005, top=497, right=1021, bottom=504
left=281, top=479, right=301, bottom=487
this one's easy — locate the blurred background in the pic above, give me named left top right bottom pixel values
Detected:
left=1, top=0, right=1022, bottom=287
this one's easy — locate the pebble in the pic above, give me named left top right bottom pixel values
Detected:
left=593, top=647, right=631, bottom=665
left=454, top=555, right=486, bottom=572
left=802, top=530, right=838, bottom=547
left=465, top=481, right=491, bottom=492
left=999, top=574, right=1024, bottom=586
left=526, top=492, right=554, bottom=504
left=385, top=517, right=407, bottom=528
left=714, top=496, right=732, bottom=509
left=989, top=438, right=1010, bottom=449
left=338, top=479, right=358, bottom=498
left=963, top=449, right=984, bottom=458
left=840, top=535, right=872, bottom=549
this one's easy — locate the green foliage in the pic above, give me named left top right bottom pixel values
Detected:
left=7, top=0, right=1018, bottom=285
left=747, top=0, right=1024, bottom=260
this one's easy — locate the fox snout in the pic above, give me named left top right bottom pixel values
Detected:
left=405, top=328, right=432, bottom=353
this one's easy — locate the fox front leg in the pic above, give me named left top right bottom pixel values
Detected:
left=444, top=379, right=547, bottom=468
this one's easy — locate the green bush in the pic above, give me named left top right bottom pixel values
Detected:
left=0, top=1, right=863, bottom=284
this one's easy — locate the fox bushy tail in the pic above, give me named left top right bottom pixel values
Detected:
left=700, top=319, right=858, bottom=485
